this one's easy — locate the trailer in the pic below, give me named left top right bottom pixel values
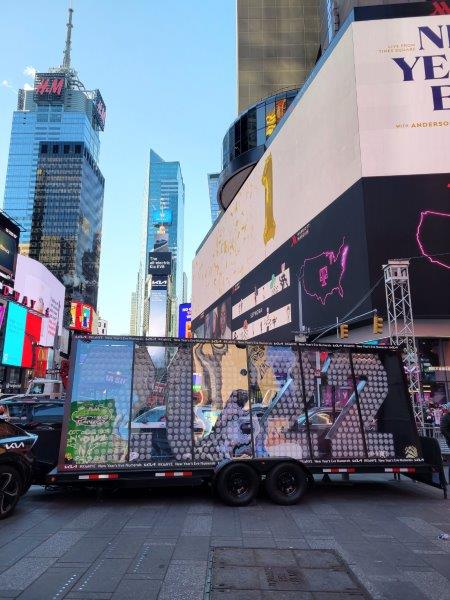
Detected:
left=47, top=336, right=447, bottom=505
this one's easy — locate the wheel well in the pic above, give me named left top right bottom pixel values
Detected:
left=214, top=459, right=313, bottom=485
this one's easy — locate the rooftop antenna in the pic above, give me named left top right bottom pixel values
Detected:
left=62, top=4, right=74, bottom=70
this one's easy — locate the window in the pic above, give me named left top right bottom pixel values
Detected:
left=41, top=144, right=48, bottom=154
left=75, top=145, right=81, bottom=154
left=52, top=145, right=59, bottom=154
left=64, top=145, right=70, bottom=154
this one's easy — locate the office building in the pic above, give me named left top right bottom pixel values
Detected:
left=30, top=141, right=104, bottom=310
left=130, top=290, right=139, bottom=335
left=207, top=173, right=221, bottom=224
left=2, top=8, right=106, bottom=254
left=142, top=150, right=184, bottom=336
left=237, top=0, right=320, bottom=113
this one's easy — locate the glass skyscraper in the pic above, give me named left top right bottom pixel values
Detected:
left=30, top=142, right=104, bottom=311
left=143, top=150, right=185, bottom=335
left=207, top=173, right=221, bottom=224
left=2, top=8, right=105, bottom=255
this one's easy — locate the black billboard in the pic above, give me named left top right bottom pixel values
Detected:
left=148, top=252, right=172, bottom=275
left=193, top=173, right=450, bottom=341
left=0, top=213, right=20, bottom=283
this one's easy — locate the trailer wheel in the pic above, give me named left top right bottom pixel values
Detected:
left=0, top=465, right=22, bottom=519
left=215, top=463, right=259, bottom=506
left=265, top=462, right=307, bottom=505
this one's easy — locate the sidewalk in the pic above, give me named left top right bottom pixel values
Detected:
left=0, top=475, right=449, bottom=600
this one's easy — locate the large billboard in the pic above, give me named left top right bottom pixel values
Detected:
left=2, top=303, right=26, bottom=367
left=178, top=303, right=192, bottom=338
left=148, top=252, right=172, bottom=275
left=93, top=90, right=106, bottom=131
left=151, top=208, right=173, bottom=225
left=14, top=254, right=65, bottom=347
left=0, top=213, right=19, bottom=284
left=192, top=13, right=450, bottom=322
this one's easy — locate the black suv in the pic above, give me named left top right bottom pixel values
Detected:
left=0, top=420, right=37, bottom=518
left=0, top=400, right=64, bottom=483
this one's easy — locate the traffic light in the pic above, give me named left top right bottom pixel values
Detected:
left=373, top=315, right=384, bottom=334
left=339, top=323, right=349, bottom=339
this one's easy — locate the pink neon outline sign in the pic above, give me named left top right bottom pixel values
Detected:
left=300, top=239, right=349, bottom=305
left=416, top=210, right=450, bottom=270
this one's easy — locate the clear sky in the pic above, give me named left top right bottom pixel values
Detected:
left=0, top=0, right=236, bottom=333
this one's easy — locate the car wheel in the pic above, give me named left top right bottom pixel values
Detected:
left=215, top=463, right=259, bottom=506
left=0, top=465, right=22, bottom=519
left=265, top=462, right=308, bottom=505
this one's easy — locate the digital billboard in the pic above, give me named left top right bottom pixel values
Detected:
left=21, top=313, right=42, bottom=369
left=70, top=302, right=95, bottom=333
left=151, top=208, right=173, bottom=225
left=192, top=13, right=450, bottom=321
left=148, top=252, right=172, bottom=275
left=33, top=73, right=65, bottom=102
left=2, top=303, right=26, bottom=366
left=178, top=303, right=192, bottom=338
left=14, top=254, right=65, bottom=347
left=93, top=90, right=106, bottom=131
left=148, top=289, right=168, bottom=337
left=0, top=213, right=19, bottom=283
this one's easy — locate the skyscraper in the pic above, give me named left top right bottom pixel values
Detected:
left=237, top=0, right=320, bottom=112
left=142, top=150, right=184, bottom=336
left=30, top=141, right=104, bottom=310
left=207, top=173, right=221, bottom=224
left=2, top=8, right=105, bottom=258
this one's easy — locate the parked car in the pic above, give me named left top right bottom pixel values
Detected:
left=0, top=400, right=64, bottom=484
left=0, top=420, right=37, bottom=518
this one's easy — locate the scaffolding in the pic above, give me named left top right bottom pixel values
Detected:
left=383, top=260, right=424, bottom=426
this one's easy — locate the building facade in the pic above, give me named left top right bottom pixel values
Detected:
left=142, top=150, right=184, bottom=335
left=2, top=8, right=105, bottom=256
left=29, top=141, right=104, bottom=310
left=207, top=173, right=221, bottom=224
left=192, top=3, right=450, bottom=406
left=237, top=0, right=320, bottom=113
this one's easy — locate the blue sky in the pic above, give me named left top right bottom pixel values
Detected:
left=0, top=0, right=236, bottom=333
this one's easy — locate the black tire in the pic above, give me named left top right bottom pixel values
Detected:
left=215, top=463, right=259, bottom=506
left=265, top=462, right=308, bottom=505
left=0, top=465, right=22, bottom=519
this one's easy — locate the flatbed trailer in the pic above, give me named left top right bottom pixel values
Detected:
left=47, top=336, right=447, bottom=504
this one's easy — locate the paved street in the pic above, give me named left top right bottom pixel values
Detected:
left=0, top=475, right=449, bottom=600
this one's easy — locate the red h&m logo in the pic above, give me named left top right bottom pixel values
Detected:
left=35, top=78, right=64, bottom=96
left=431, top=1, right=450, bottom=15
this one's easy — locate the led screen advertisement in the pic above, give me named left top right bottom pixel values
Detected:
left=59, top=338, right=422, bottom=471
left=193, top=15, right=450, bottom=321
left=151, top=209, right=173, bottom=225
left=193, top=183, right=372, bottom=341
left=69, top=302, right=95, bottom=333
left=1, top=303, right=43, bottom=368
left=148, top=252, right=172, bottom=275
left=0, top=213, right=19, bottom=283
left=14, top=254, right=65, bottom=347
left=178, top=303, right=192, bottom=338
left=364, top=173, right=450, bottom=318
